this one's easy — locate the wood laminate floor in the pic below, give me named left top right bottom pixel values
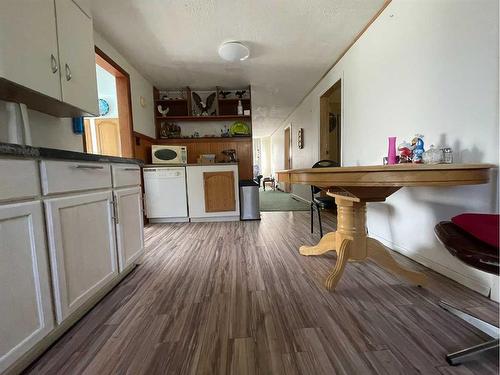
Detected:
left=25, top=212, right=499, bottom=375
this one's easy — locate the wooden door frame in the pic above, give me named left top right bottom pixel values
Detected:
left=84, top=46, right=135, bottom=157
left=319, top=77, right=342, bottom=163
left=283, top=124, right=292, bottom=192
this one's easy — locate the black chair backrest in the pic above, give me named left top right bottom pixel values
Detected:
left=311, top=160, right=340, bottom=195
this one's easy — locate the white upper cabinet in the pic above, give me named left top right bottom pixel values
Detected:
left=0, top=0, right=98, bottom=116
left=0, top=0, right=61, bottom=100
left=55, top=0, right=99, bottom=115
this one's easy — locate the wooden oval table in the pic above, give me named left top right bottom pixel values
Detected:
left=276, top=164, right=494, bottom=291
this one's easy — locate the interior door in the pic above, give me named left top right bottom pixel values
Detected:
left=283, top=126, right=291, bottom=192
left=0, top=0, right=61, bottom=100
left=0, top=201, right=54, bottom=373
left=114, top=186, right=144, bottom=271
left=44, top=191, right=118, bottom=323
left=203, top=171, right=236, bottom=212
left=95, top=118, right=122, bottom=157
left=55, top=0, right=98, bottom=115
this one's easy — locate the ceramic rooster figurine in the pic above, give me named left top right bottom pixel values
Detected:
left=157, top=104, right=170, bottom=117
left=193, top=92, right=216, bottom=116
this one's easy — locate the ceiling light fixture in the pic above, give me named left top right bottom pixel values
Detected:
left=218, top=41, right=250, bottom=62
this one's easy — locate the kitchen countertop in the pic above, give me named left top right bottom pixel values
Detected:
left=143, top=162, right=239, bottom=167
left=0, top=142, right=143, bottom=164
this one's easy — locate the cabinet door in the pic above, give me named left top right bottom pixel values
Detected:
left=203, top=171, right=236, bottom=212
left=0, top=0, right=61, bottom=100
left=45, top=191, right=117, bottom=323
left=0, top=202, right=54, bottom=373
left=114, top=187, right=144, bottom=271
left=55, top=0, right=99, bottom=115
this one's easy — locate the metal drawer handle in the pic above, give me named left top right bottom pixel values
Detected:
left=123, top=168, right=138, bottom=171
left=65, top=63, right=72, bottom=81
left=73, top=164, right=104, bottom=170
left=50, top=54, right=58, bottom=73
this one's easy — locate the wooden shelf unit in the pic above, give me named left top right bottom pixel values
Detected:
left=151, top=86, right=253, bottom=179
left=155, top=115, right=251, bottom=122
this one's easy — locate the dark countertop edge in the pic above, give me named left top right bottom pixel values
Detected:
left=0, top=142, right=144, bottom=165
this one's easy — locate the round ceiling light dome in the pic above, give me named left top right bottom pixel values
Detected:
left=218, top=41, right=250, bottom=62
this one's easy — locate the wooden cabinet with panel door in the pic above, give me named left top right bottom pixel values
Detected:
left=203, top=171, right=236, bottom=212
left=186, top=164, right=240, bottom=220
left=0, top=201, right=54, bottom=373
left=44, top=191, right=118, bottom=323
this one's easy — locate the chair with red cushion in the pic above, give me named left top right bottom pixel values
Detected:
left=435, top=213, right=499, bottom=366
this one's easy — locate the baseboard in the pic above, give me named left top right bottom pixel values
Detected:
left=370, top=233, right=491, bottom=296
left=190, top=216, right=240, bottom=222
left=149, top=217, right=189, bottom=223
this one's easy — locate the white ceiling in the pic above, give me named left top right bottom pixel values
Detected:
left=90, top=0, right=385, bottom=137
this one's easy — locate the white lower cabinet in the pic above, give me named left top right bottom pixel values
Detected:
left=0, top=201, right=54, bottom=373
left=44, top=191, right=118, bottom=323
left=114, top=186, right=144, bottom=271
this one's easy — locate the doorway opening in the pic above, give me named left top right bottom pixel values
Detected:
left=83, top=47, right=134, bottom=157
left=320, top=79, right=341, bottom=163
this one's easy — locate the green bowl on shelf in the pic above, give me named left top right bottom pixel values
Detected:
left=229, top=121, right=250, bottom=136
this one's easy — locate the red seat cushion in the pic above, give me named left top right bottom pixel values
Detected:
left=451, top=213, right=499, bottom=248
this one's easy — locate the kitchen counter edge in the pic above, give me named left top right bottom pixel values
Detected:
left=0, top=142, right=144, bottom=165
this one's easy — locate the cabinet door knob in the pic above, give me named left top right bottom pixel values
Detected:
left=65, top=63, right=72, bottom=81
left=50, top=54, right=58, bottom=74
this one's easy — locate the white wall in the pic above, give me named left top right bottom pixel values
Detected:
left=271, top=0, right=499, bottom=295
left=96, top=64, right=118, bottom=118
left=0, top=101, right=84, bottom=151
left=94, top=32, right=155, bottom=138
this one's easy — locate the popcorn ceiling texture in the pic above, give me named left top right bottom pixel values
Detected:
left=90, top=0, right=385, bottom=137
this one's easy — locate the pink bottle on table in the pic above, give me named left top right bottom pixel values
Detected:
left=387, top=136, right=397, bottom=165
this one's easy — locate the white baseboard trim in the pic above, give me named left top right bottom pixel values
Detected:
left=369, top=232, right=491, bottom=296
left=149, top=217, right=189, bottom=223
left=190, top=216, right=240, bottom=222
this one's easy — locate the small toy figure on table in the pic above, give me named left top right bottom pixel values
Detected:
left=397, top=140, right=413, bottom=163
left=411, top=134, right=425, bottom=163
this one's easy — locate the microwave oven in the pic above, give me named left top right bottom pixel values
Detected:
left=151, top=145, right=187, bottom=164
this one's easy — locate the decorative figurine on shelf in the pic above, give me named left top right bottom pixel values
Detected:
left=220, top=125, right=230, bottom=138
left=411, top=134, right=425, bottom=163
left=159, top=122, right=181, bottom=138
left=192, top=92, right=216, bottom=116
left=157, top=104, right=170, bottom=117
left=397, top=140, right=413, bottom=163
left=219, top=90, right=231, bottom=99
left=422, top=145, right=443, bottom=164
left=235, top=90, right=246, bottom=99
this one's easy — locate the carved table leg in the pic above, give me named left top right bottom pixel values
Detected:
left=299, top=232, right=336, bottom=256
left=325, top=239, right=351, bottom=290
left=367, top=237, right=427, bottom=286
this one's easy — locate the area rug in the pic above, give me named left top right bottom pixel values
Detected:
left=259, top=190, right=309, bottom=211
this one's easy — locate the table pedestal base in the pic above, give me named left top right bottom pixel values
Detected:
left=300, top=192, right=427, bottom=291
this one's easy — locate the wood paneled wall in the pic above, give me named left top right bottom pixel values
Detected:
left=158, top=138, right=253, bottom=180
left=133, top=132, right=155, bottom=164
left=133, top=133, right=253, bottom=180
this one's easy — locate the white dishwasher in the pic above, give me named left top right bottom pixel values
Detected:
left=143, top=167, right=188, bottom=222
